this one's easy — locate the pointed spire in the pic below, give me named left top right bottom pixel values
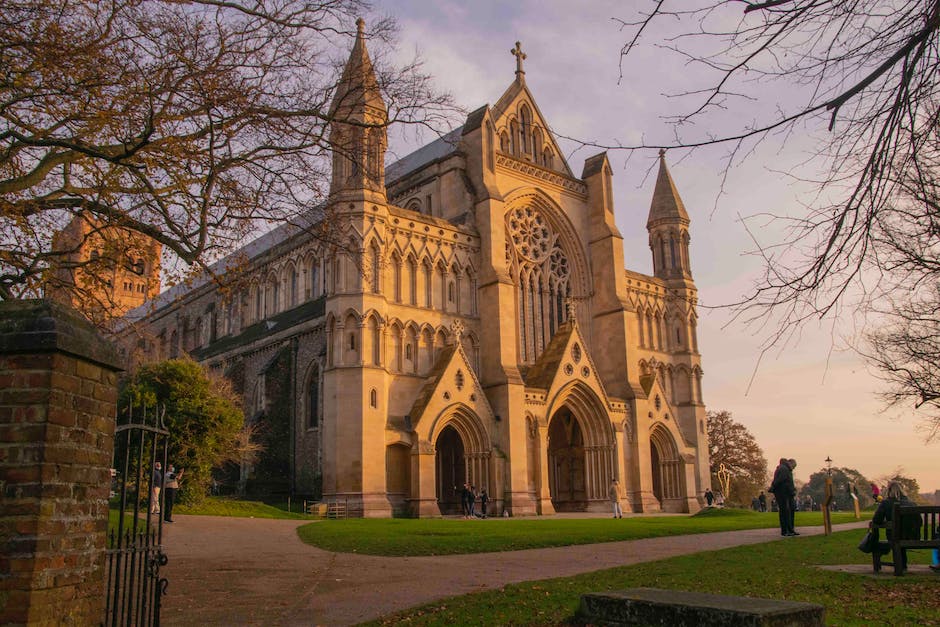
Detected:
left=328, top=18, right=388, bottom=199
left=647, top=149, right=689, bottom=228
left=330, top=18, right=386, bottom=121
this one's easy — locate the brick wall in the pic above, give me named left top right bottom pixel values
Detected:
left=0, top=300, right=122, bottom=625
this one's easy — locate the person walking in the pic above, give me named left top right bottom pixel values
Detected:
left=704, top=489, right=714, bottom=507
left=163, top=465, right=183, bottom=523
left=479, top=488, right=489, bottom=519
left=609, top=479, right=623, bottom=518
left=150, top=461, right=163, bottom=515
left=769, top=458, right=796, bottom=536
left=758, top=491, right=767, bottom=512
left=468, top=485, right=477, bottom=518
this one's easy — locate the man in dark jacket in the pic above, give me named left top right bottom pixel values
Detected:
left=769, top=458, right=796, bottom=536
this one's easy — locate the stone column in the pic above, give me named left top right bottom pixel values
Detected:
left=536, top=425, right=556, bottom=515
left=410, top=441, right=439, bottom=517
left=0, top=299, right=123, bottom=625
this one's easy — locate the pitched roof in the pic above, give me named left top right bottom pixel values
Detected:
left=647, top=150, right=690, bottom=227
left=408, top=344, right=458, bottom=422
left=385, top=128, right=462, bottom=182
left=524, top=321, right=575, bottom=390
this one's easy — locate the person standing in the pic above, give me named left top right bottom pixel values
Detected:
left=163, top=465, right=183, bottom=523
left=758, top=491, right=767, bottom=512
left=609, top=479, right=623, bottom=518
left=704, top=489, right=714, bottom=507
left=458, top=483, right=470, bottom=518
left=468, top=485, right=477, bottom=518
left=715, top=491, right=725, bottom=508
left=769, top=458, right=796, bottom=536
left=150, top=461, right=163, bottom=514
left=787, top=459, right=799, bottom=535
left=479, top=488, right=489, bottom=519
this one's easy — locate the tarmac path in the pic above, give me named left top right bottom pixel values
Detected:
left=159, top=515, right=867, bottom=626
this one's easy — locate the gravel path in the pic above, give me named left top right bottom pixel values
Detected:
left=159, top=515, right=867, bottom=626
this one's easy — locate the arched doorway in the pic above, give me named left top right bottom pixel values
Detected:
left=650, top=424, right=686, bottom=512
left=650, top=440, right=662, bottom=502
left=548, top=408, right=587, bottom=511
left=435, top=425, right=465, bottom=515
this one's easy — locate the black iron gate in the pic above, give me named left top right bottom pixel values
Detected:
left=104, top=404, right=170, bottom=626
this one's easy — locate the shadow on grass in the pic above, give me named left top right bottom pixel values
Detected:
left=367, top=530, right=940, bottom=627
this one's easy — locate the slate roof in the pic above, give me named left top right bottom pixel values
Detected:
left=188, top=297, right=325, bottom=361
left=385, top=128, right=462, bottom=182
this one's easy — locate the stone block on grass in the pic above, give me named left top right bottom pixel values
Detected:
left=578, top=587, right=824, bottom=626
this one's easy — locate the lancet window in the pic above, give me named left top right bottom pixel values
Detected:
left=506, top=205, right=572, bottom=363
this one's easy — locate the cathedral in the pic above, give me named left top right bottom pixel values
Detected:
left=128, top=20, right=710, bottom=517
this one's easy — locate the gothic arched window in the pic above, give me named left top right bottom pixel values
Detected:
left=506, top=205, right=572, bottom=363
left=519, top=105, right=531, bottom=154
left=307, top=366, right=320, bottom=428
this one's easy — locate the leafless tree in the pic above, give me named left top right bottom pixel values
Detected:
left=1, top=0, right=455, bottom=303
left=858, top=154, right=940, bottom=439
left=614, top=1, right=940, bottom=433
left=612, top=1, right=940, bottom=329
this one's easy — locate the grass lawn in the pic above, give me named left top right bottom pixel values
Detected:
left=174, top=496, right=312, bottom=520
left=367, top=529, right=940, bottom=626
left=296, top=508, right=869, bottom=557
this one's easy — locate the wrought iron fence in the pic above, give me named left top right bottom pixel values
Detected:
left=104, top=404, right=169, bottom=626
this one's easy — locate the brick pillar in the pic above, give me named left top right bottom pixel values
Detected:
left=0, top=299, right=122, bottom=625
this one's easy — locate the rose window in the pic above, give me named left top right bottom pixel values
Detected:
left=508, top=207, right=552, bottom=263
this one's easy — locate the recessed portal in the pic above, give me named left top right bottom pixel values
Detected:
left=435, top=425, right=466, bottom=515
left=548, top=408, right=587, bottom=511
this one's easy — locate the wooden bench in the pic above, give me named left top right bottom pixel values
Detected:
left=870, top=504, right=940, bottom=576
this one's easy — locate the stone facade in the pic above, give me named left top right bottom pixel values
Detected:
left=0, top=299, right=121, bottom=624
left=126, top=23, right=710, bottom=517
left=48, top=215, right=162, bottom=326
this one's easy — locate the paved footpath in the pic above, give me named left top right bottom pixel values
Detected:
left=160, top=515, right=867, bottom=626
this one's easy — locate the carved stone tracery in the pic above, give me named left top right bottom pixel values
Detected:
left=506, top=205, right=572, bottom=364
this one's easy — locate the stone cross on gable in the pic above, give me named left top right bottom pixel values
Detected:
left=511, top=41, right=527, bottom=76
left=450, top=319, right=464, bottom=342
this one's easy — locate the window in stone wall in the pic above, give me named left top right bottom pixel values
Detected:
left=506, top=205, right=572, bottom=363
left=307, top=366, right=320, bottom=428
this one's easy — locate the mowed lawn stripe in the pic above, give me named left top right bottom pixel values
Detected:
left=296, top=508, right=868, bottom=556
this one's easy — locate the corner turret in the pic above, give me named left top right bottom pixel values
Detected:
left=329, top=18, right=388, bottom=202
left=647, top=150, right=692, bottom=280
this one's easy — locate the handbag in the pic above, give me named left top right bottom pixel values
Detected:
left=857, top=530, right=875, bottom=553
